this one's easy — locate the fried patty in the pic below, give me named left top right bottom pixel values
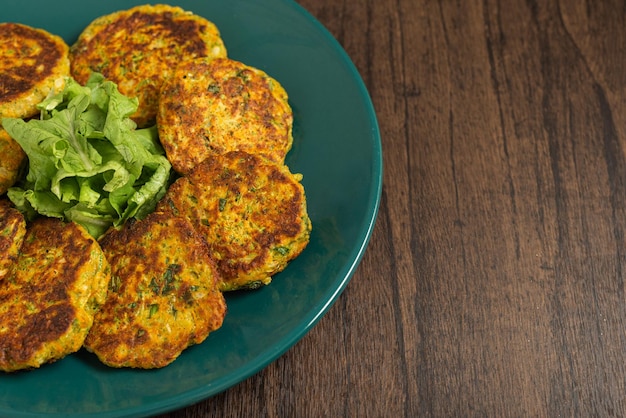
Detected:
left=0, top=199, right=26, bottom=281
left=70, top=4, right=228, bottom=127
left=0, top=23, right=69, bottom=119
left=85, top=210, right=226, bottom=369
left=158, top=57, right=293, bottom=174
left=0, top=127, right=26, bottom=195
left=0, top=218, right=110, bottom=372
left=157, top=151, right=311, bottom=291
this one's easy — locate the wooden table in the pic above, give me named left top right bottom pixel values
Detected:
left=160, top=0, right=626, bottom=416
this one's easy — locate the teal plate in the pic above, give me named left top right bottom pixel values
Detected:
left=1, top=1, right=382, bottom=417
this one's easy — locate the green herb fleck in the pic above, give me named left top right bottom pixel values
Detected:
left=149, top=277, right=160, bottom=295
left=163, top=263, right=179, bottom=282
left=167, top=199, right=179, bottom=216
left=109, top=275, right=122, bottom=292
left=235, top=69, right=250, bottom=83
left=161, top=264, right=179, bottom=295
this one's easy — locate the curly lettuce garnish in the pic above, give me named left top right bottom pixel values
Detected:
left=2, top=73, right=171, bottom=238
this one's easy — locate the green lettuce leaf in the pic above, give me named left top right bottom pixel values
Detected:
left=2, top=73, right=171, bottom=238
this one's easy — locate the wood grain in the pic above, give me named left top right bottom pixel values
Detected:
left=159, top=1, right=626, bottom=416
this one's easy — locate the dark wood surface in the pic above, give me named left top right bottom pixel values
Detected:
left=160, top=0, right=626, bottom=416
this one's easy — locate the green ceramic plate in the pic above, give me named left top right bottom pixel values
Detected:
left=1, top=1, right=382, bottom=416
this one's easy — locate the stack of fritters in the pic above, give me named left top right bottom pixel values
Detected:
left=0, top=22, right=69, bottom=194
left=0, top=3, right=312, bottom=371
left=69, top=5, right=311, bottom=292
left=0, top=217, right=111, bottom=372
left=155, top=55, right=311, bottom=292
left=0, top=22, right=112, bottom=372
left=70, top=4, right=227, bottom=127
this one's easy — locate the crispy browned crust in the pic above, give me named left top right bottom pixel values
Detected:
left=0, top=218, right=110, bottom=372
left=0, top=127, right=26, bottom=195
left=70, top=4, right=227, bottom=127
left=158, top=57, right=293, bottom=174
left=0, top=23, right=69, bottom=119
left=85, top=210, right=226, bottom=369
left=157, top=151, right=311, bottom=291
left=0, top=199, right=25, bottom=281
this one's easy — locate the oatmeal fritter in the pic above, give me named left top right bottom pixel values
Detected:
left=0, top=218, right=110, bottom=372
left=0, top=199, right=26, bottom=281
left=158, top=151, right=311, bottom=291
left=85, top=210, right=226, bottom=369
left=0, top=127, right=26, bottom=195
left=158, top=57, right=294, bottom=174
left=0, top=23, right=69, bottom=120
left=69, top=4, right=228, bottom=127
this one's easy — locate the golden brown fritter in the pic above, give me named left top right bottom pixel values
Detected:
left=0, top=199, right=25, bottom=281
left=0, top=218, right=110, bottom=372
left=85, top=210, right=226, bottom=369
left=158, top=57, right=293, bottom=174
left=70, top=4, right=228, bottom=127
left=157, top=151, right=311, bottom=291
left=0, top=23, right=69, bottom=119
left=0, top=127, right=26, bottom=195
